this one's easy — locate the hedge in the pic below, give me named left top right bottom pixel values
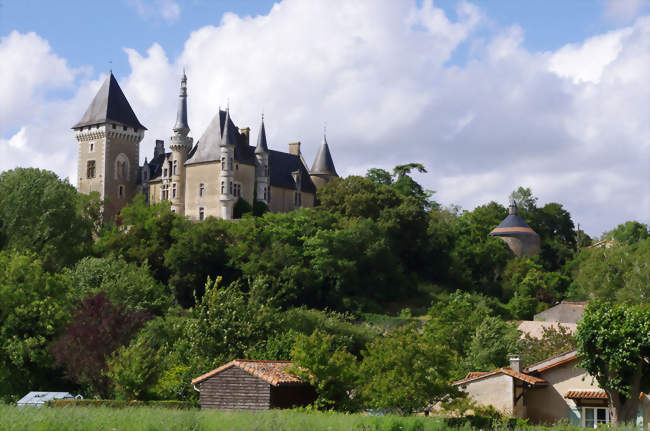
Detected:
left=46, top=399, right=195, bottom=409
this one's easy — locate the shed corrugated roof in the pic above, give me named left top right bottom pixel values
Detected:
left=192, top=360, right=306, bottom=386
left=73, top=72, right=146, bottom=130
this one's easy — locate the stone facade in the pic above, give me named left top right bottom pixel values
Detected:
left=75, top=72, right=337, bottom=221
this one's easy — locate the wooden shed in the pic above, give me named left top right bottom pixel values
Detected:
left=191, top=359, right=317, bottom=410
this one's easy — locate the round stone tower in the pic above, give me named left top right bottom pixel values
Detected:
left=489, top=200, right=541, bottom=257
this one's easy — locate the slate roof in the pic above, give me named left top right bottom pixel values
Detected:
left=146, top=151, right=171, bottom=180
left=310, top=136, right=337, bottom=176
left=186, top=110, right=255, bottom=166
left=268, top=149, right=316, bottom=194
left=73, top=72, right=146, bottom=130
left=255, top=119, right=269, bottom=154
left=452, top=367, right=547, bottom=387
left=489, top=201, right=538, bottom=237
left=192, top=360, right=306, bottom=387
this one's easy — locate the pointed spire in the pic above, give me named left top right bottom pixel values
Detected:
left=509, top=199, right=518, bottom=215
left=173, top=70, right=190, bottom=136
left=255, top=114, right=269, bottom=154
left=73, top=72, right=146, bottom=130
left=310, top=132, right=337, bottom=176
left=221, top=108, right=232, bottom=147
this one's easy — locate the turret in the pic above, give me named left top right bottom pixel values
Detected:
left=255, top=115, right=270, bottom=204
left=310, top=131, right=338, bottom=189
left=73, top=71, right=146, bottom=222
left=219, top=109, right=235, bottom=219
left=168, top=70, right=193, bottom=215
left=489, top=199, right=541, bottom=257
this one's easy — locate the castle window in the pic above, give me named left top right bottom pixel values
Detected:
left=199, top=207, right=205, bottom=221
left=173, top=160, right=178, bottom=175
left=123, top=126, right=127, bottom=131
left=115, top=154, right=129, bottom=180
left=220, top=181, right=224, bottom=194
left=233, top=183, right=241, bottom=197
left=263, top=187, right=267, bottom=201
left=89, top=142, right=94, bottom=152
left=229, top=181, right=233, bottom=195
left=86, top=160, right=96, bottom=178
left=161, top=184, right=169, bottom=200
left=199, top=183, right=205, bottom=197
left=119, top=185, right=124, bottom=198
left=112, top=124, right=116, bottom=129
left=221, top=157, right=225, bottom=170
left=172, top=183, right=177, bottom=198
left=163, top=168, right=168, bottom=177
left=229, top=157, right=233, bottom=170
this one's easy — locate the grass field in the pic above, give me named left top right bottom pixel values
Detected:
left=0, top=405, right=616, bottom=431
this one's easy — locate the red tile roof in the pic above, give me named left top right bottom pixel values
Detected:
left=191, top=359, right=306, bottom=386
left=565, top=390, right=607, bottom=400
left=452, top=368, right=547, bottom=386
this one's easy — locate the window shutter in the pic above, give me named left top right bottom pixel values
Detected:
left=636, top=407, right=643, bottom=429
left=568, top=406, right=581, bottom=426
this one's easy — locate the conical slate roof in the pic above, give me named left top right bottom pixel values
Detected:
left=73, top=72, right=146, bottom=130
left=310, top=135, right=337, bottom=176
left=173, top=70, right=189, bottom=136
left=255, top=118, right=269, bottom=154
left=489, top=201, right=538, bottom=236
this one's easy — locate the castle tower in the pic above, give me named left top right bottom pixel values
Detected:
left=219, top=109, right=235, bottom=219
left=168, top=71, right=193, bottom=215
left=255, top=115, right=270, bottom=204
left=309, top=132, right=338, bottom=189
left=73, top=72, right=146, bottom=222
left=489, top=200, right=541, bottom=257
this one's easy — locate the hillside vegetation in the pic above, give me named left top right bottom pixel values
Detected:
left=0, top=166, right=647, bottom=413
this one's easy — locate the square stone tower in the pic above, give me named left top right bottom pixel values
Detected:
left=73, top=72, right=146, bottom=222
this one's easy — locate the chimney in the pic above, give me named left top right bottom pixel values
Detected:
left=240, top=127, right=250, bottom=146
left=509, top=355, right=521, bottom=373
left=288, top=141, right=301, bottom=156
left=154, top=139, right=165, bottom=158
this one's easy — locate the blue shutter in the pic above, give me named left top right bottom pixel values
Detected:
left=569, top=406, right=581, bottom=426
left=636, top=407, right=643, bottom=429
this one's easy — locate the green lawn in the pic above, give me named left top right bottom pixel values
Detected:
left=0, top=405, right=605, bottom=431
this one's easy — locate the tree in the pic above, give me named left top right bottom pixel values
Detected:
left=0, top=168, right=94, bottom=269
left=98, top=195, right=186, bottom=284
left=359, top=324, right=455, bottom=413
left=519, top=324, right=576, bottom=367
left=164, top=217, right=234, bottom=307
left=576, top=301, right=650, bottom=425
left=465, top=317, right=520, bottom=372
left=290, top=329, right=358, bottom=410
left=0, top=251, right=71, bottom=401
left=66, top=256, right=173, bottom=314
left=51, top=292, right=151, bottom=397
left=602, top=221, right=649, bottom=245
left=107, top=339, right=160, bottom=400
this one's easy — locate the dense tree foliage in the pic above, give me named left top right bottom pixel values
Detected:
left=576, top=301, right=650, bottom=425
left=0, top=164, right=645, bottom=415
left=0, top=168, right=95, bottom=270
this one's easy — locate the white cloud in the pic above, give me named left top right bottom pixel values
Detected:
left=1, top=0, right=649, bottom=237
left=604, top=0, right=650, bottom=22
left=126, top=0, right=181, bottom=23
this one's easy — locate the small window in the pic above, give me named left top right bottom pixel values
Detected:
left=163, top=168, right=168, bottom=177
left=89, top=142, right=94, bottom=152
left=229, top=157, right=233, bottom=170
left=199, top=207, right=205, bottom=221
left=172, top=183, right=177, bottom=198
left=86, top=160, right=96, bottom=179
left=199, top=183, right=205, bottom=197
left=220, top=181, right=224, bottom=194
left=173, top=160, right=178, bottom=175
left=228, top=181, right=233, bottom=195
left=235, top=164, right=239, bottom=170
left=119, top=185, right=124, bottom=198
left=221, top=157, right=225, bottom=170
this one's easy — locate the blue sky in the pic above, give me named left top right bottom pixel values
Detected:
left=1, top=0, right=649, bottom=236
